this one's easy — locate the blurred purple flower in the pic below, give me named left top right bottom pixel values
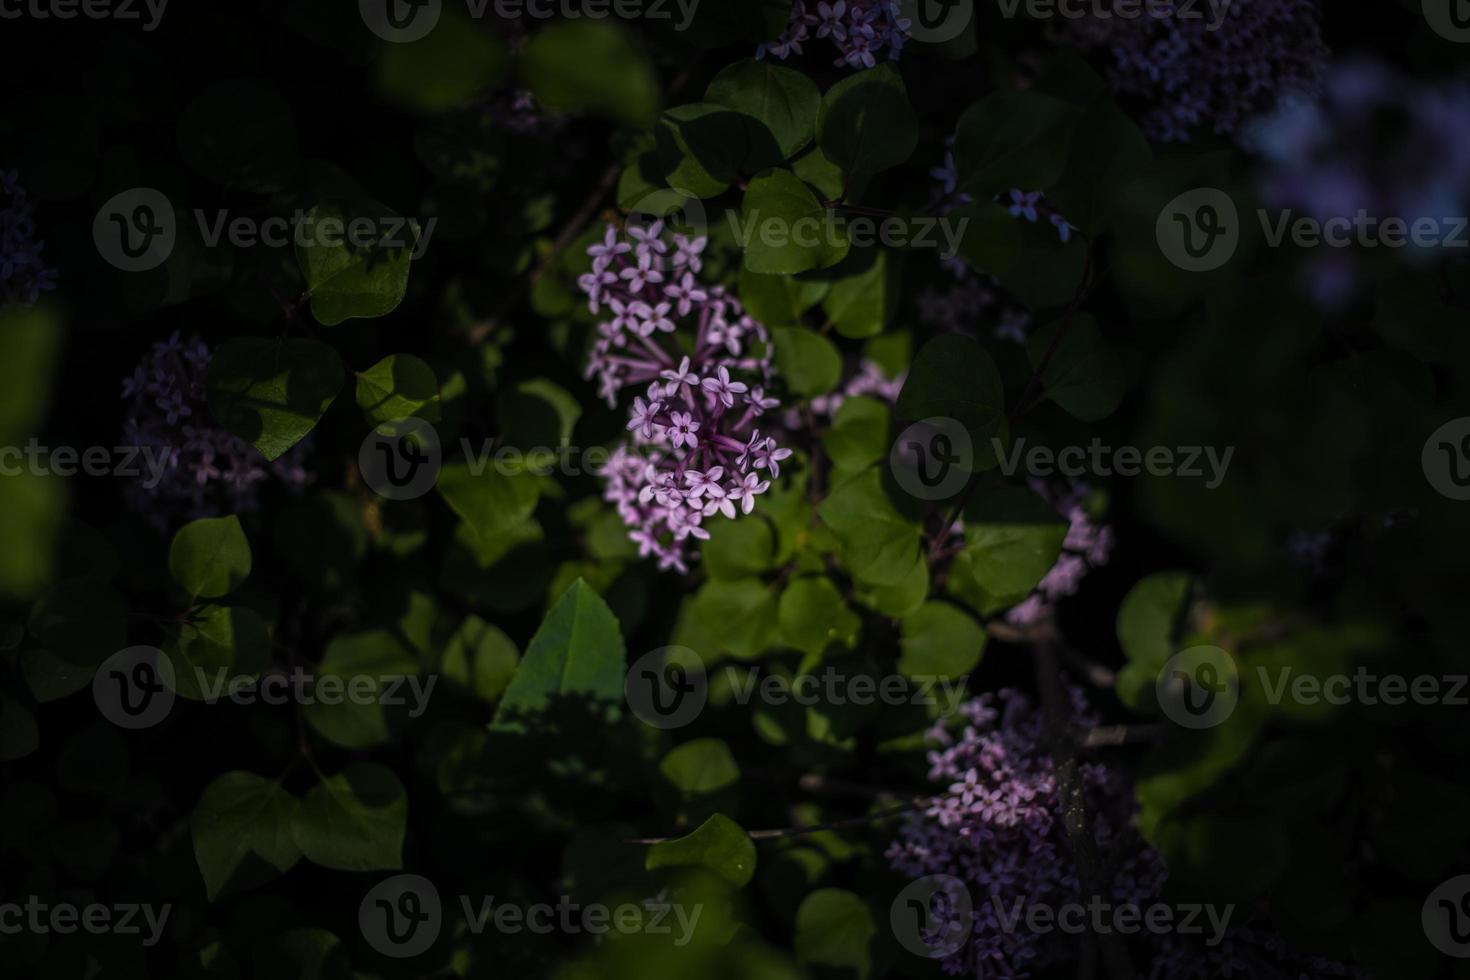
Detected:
left=0, top=170, right=58, bottom=309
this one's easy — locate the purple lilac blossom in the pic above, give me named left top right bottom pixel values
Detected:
left=890, top=690, right=1365, bottom=978
left=757, top=0, right=913, bottom=68
left=922, top=145, right=1041, bottom=343
left=1059, top=0, right=1328, bottom=144
left=1249, top=59, right=1470, bottom=307
left=0, top=170, right=58, bottom=308
left=887, top=689, right=1167, bottom=977
left=584, top=222, right=789, bottom=574
left=121, top=332, right=310, bottom=529
left=1006, top=480, right=1113, bottom=628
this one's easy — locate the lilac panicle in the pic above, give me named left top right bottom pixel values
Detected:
left=757, top=0, right=914, bottom=68
left=1060, top=0, right=1328, bottom=144
left=0, top=170, right=58, bottom=309
left=583, top=222, right=788, bottom=574
left=121, top=332, right=311, bottom=529
left=1006, top=480, right=1113, bottom=628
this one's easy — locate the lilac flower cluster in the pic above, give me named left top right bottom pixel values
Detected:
left=1060, top=0, right=1328, bottom=143
left=1006, top=480, right=1114, bottom=627
left=1149, top=927, right=1364, bottom=980
left=757, top=0, right=912, bottom=68
left=1249, top=60, right=1470, bottom=307
left=1, top=171, right=58, bottom=308
left=583, top=222, right=789, bottom=573
left=887, top=689, right=1166, bottom=977
left=121, top=333, right=310, bottom=529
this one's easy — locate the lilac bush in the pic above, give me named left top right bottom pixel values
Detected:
left=121, top=332, right=311, bottom=528
left=758, top=0, right=913, bottom=68
left=1249, top=59, right=1470, bottom=306
left=0, top=170, right=58, bottom=308
left=1060, top=0, right=1329, bottom=143
left=887, top=689, right=1166, bottom=977
left=584, top=222, right=789, bottom=573
left=1006, top=480, right=1114, bottom=627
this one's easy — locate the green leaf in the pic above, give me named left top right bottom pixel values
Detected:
left=738, top=267, right=829, bottom=326
left=1025, top=314, right=1124, bottom=422
left=705, top=58, right=820, bottom=162
left=192, top=771, right=301, bottom=900
left=652, top=103, right=750, bottom=197
left=823, top=396, right=890, bottom=472
left=794, top=888, right=876, bottom=979
left=952, top=485, right=1068, bottom=614
left=702, top=517, right=776, bottom=581
left=206, top=337, right=344, bottom=462
left=778, top=576, right=860, bottom=659
left=683, top=579, right=779, bottom=660
left=520, top=21, right=658, bottom=124
left=293, top=763, right=406, bottom=872
left=295, top=202, right=417, bottom=326
left=1115, top=572, right=1194, bottom=710
left=816, top=468, right=922, bottom=588
left=437, top=462, right=541, bottom=545
left=169, top=515, right=252, bottom=600
left=302, top=630, right=421, bottom=749
left=954, top=90, right=1081, bottom=196
left=375, top=7, right=509, bottom=112
left=817, top=65, right=917, bottom=195
left=498, top=378, right=582, bottom=449
left=899, top=601, right=987, bottom=679
left=645, top=814, right=756, bottom=888
left=491, top=579, right=626, bottom=734
left=355, top=354, right=441, bottom=424
left=953, top=201, right=1089, bottom=311
left=442, top=615, right=519, bottom=703
left=164, top=604, right=272, bottom=701
left=772, top=326, right=841, bottom=397
left=740, top=169, right=849, bottom=274
left=658, top=738, right=740, bottom=826
left=894, top=333, right=1006, bottom=473
left=821, top=249, right=897, bottom=339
